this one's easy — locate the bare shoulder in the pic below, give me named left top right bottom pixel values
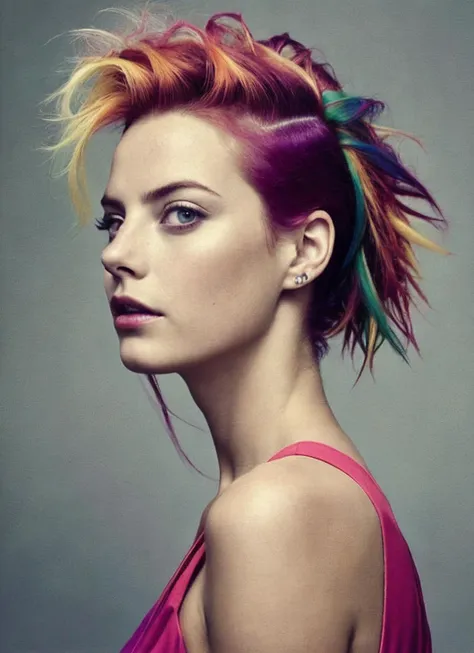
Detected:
left=203, top=456, right=384, bottom=652
left=208, top=453, right=381, bottom=536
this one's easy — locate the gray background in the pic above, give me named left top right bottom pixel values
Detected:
left=1, top=0, right=473, bottom=651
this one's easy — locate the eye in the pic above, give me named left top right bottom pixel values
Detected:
left=95, top=214, right=122, bottom=239
left=161, top=203, right=207, bottom=231
left=94, top=203, right=207, bottom=240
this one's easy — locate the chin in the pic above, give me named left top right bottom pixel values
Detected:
left=120, top=355, right=178, bottom=375
left=116, top=337, right=226, bottom=375
left=116, top=336, right=174, bottom=374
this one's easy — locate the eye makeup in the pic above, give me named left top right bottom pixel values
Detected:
left=95, top=202, right=207, bottom=239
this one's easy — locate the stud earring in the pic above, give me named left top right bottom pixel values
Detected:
left=294, top=272, right=309, bottom=285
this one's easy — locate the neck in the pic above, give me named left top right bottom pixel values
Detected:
left=179, top=316, right=346, bottom=495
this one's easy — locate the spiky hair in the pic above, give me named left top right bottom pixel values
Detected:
left=43, top=5, right=450, bottom=472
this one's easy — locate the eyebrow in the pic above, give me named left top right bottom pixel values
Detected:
left=100, top=180, right=221, bottom=209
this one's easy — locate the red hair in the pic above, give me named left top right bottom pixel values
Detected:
left=43, top=7, right=451, bottom=475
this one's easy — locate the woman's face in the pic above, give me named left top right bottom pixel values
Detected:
left=100, top=110, right=291, bottom=374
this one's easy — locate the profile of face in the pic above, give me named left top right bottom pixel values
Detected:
left=100, top=110, right=301, bottom=376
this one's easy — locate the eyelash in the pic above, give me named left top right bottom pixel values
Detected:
left=94, top=202, right=207, bottom=238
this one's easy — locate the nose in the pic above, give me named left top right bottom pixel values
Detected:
left=100, top=227, right=149, bottom=280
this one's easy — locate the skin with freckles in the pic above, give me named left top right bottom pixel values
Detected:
left=100, top=109, right=368, bottom=496
left=44, top=11, right=445, bottom=648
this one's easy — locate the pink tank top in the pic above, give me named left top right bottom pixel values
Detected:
left=120, top=440, right=432, bottom=652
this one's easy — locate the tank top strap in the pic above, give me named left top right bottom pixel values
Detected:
left=267, top=440, right=395, bottom=520
left=167, top=531, right=205, bottom=609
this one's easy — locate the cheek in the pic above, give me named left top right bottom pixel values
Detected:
left=173, top=230, right=277, bottom=342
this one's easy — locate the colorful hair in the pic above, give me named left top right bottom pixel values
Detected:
left=43, top=6, right=451, bottom=475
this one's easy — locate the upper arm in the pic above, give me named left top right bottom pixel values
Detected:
left=203, top=469, right=379, bottom=653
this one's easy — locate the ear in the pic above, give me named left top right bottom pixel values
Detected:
left=282, top=210, right=335, bottom=290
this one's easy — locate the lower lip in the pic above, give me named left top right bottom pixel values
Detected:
left=114, top=313, right=163, bottom=329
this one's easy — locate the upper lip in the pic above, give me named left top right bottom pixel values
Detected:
left=111, top=295, right=163, bottom=316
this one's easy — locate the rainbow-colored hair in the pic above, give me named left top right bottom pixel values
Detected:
left=43, top=7, right=451, bottom=474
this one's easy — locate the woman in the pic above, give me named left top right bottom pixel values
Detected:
left=44, top=7, right=450, bottom=652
